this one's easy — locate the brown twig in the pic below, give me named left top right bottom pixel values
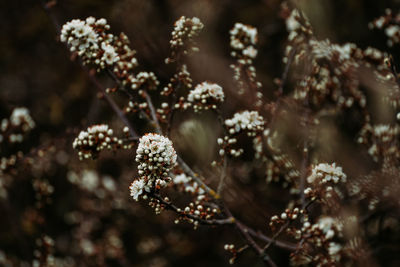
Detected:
left=151, top=193, right=234, bottom=225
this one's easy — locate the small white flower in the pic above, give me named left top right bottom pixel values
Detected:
left=101, top=43, right=119, bottom=65
left=130, top=178, right=146, bottom=201
left=225, top=110, right=264, bottom=135
left=10, top=107, right=35, bottom=130
left=173, top=173, right=191, bottom=184
left=242, top=46, right=258, bottom=58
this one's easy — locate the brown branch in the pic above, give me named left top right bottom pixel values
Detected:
left=176, top=156, right=220, bottom=199
left=86, top=70, right=139, bottom=139
left=215, top=109, right=228, bottom=195
left=143, top=91, right=162, bottom=134
left=151, top=193, right=234, bottom=225
left=278, top=47, right=296, bottom=96
left=249, top=229, right=297, bottom=251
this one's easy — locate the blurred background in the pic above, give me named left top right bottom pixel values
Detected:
left=1, top=0, right=400, bottom=266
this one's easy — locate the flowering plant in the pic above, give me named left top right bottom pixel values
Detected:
left=2, top=1, right=400, bottom=266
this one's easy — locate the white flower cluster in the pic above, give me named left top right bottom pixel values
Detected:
left=308, top=217, right=343, bottom=257
left=166, top=16, right=204, bottom=62
left=286, top=9, right=302, bottom=33
left=310, top=39, right=355, bottom=64
left=364, top=124, right=400, bottom=161
left=313, top=217, right=342, bottom=240
left=60, top=17, right=119, bottom=68
left=187, top=82, right=225, bottom=112
left=296, top=216, right=344, bottom=263
left=72, top=124, right=121, bottom=160
left=217, top=111, right=265, bottom=158
left=0, top=107, right=35, bottom=144
left=10, top=107, right=35, bottom=131
left=372, top=124, right=400, bottom=141
left=130, top=133, right=177, bottom=201
left=229, top=22, right=262, bottom=99
left=284, top=6, right=313, bottom=44
left=230, top=23, right=258, bottom=59
left=369, top=10, right=400, bottom=47
left=225, top=110, right=265, bottom=136
left=307, top=163, right=347, bottom=185
left=130, top=71, right=159, bottom=91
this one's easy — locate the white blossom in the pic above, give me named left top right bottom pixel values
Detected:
left=129, top=178, right=147, bottom=201
left=187, top=82, right=224, bottom=111
left=307, top=163, right=346, bottom=184
left=72, top=124, right=119, bottom=160
left=225, top=110, right=264, bottom=136
left=10, top=107, right=35, bottom=131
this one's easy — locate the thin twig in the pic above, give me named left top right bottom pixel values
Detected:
left=300, top=139, right=309, bottom=209
left=86, top=70, right=139, bottom=139
left=151, top=193, right=234, bottom=225
left=249, top=229, right=297, bottom=251
left=166, top=83, right=179, bottom=136
left=261, top=200, right=315, bottom=254
left=177, top=156, right=220, bottom=199
left=216, top=109, right=228, bottom=195
left=235, top=220, right=276, bottom=267
left=278, top=47, right=296, bottom=96
left=143, top=91, right=162, bottom=134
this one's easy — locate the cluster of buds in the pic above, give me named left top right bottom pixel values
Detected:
left=291, top=216, right=344, bottom=266
left=269, top=207, right=301, bottom=231
left=230, top=23, right=258, bottom=61
left=282, top=6, right=376, bottom=116
left=1, top=107, right=36, bottom=199
left=129, top=71, right=159, bottom=91
left=1, top=107, right=35, bottom=144
left=225, top=110, right=265, bottom=136
left=60, top=17, right=119, bottom=69
left=310, top=39, right=355, bottom=64
left=162, top=64, right=193, bottom=96
left=156, top=102, right=170, bottom=122
left=282, top=6, right=313, bottom=45
left=72, top=124, right=123, bottom=160
left=186, top=82, right=225, bottom=112
left=293, top=37, right=367, bottom=111
left=32, top=235, right=55, bottom=267
left=305, top=163, right=347, bottom=210
left=174, top=201, right=219, bottom=229
left=217, top=110, right=265, bottom=158
left=229, top=23, right=262, bottom=102
left=111, top=32, right=139, bottom=83
left=166, top=16, right=204, bottom=63
left=281, top=5, right=312, bottom=75
left=306, top=163, right=347, bottom=185
left=369, top=9, right=400, bottom=47
left=358, top=124, right=400, bottom=162
left=130, top=134, right=177, bottom=201
left=223, top=244, right=238, bottom=264
left=61, top=17, right=139, bottom=82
